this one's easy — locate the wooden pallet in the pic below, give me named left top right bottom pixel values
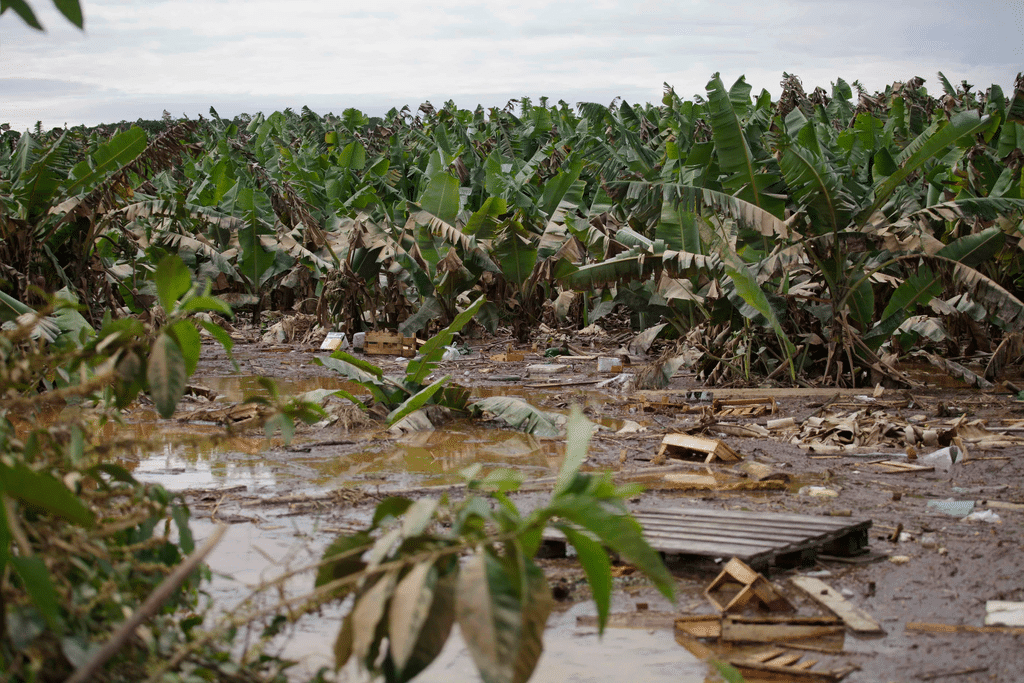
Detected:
left=542, top=506, right=871, bottom=569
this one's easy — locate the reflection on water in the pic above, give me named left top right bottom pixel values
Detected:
left=80, top=374, right=627, bottom=493
left=196, top=374, right=362, bottom=403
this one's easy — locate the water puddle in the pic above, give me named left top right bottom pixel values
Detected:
left=105, top=374, right=630, bottom=493
left=192, top=517, right=708, bottom=683
left=125, top=372, right=709, bottom=682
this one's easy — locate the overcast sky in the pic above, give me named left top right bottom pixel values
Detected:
left=2, top=0, right=1022, bottom=130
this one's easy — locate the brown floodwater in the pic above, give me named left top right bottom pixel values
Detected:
left=117, top=373, right=710, bottom=682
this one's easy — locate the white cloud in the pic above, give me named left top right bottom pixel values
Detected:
left=1, top=0, right=1021, bottom=129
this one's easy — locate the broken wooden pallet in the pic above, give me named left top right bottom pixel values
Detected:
left=728, top=648, right=856, bottom=682
left=542, top=507, right=871, bottom=569
left=657, top=434, right=742, bottom=463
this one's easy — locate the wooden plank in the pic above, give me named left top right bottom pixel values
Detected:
left=906, top=621, right=1024, bottom=635
left=728, top=659, right=845, bottom=683
left=767, top=652, right=804, bottom=666
left=791, top=576, right=884, bottom=634
left=870, top=460, right=934, bottom=473
left=575, top=611, right=677, bottom=630
left=674, top=615, right=722, bottom=638
left=748, top=649, right=786, bottom=663
left=721, top=615, right=844, bottom=643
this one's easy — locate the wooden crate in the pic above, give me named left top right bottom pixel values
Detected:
left=364, top=331, right=416, bottom=357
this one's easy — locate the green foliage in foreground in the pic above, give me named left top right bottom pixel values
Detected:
left=0, top=257, right=303, bottom=680
left=315, top=406, right=674, bottom=683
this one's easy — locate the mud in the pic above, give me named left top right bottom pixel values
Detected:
left=133, top=329, right=1024, bottom=683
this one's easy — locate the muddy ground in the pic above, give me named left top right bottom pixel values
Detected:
left=135, top=324, right=1024, bottom=683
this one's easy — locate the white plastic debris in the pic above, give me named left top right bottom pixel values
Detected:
left=615, top=420, right=646, bottom=435
left=352, top=332, right=366, bottom=350
left=963, top=509, right=1001, bottom=523
left=442, top=344, right=461, bottom=361
left=986, top=601, right=1024, bottom=626
left=921, top=445, right=960, bottom=473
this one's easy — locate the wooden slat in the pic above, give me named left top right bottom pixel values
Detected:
left=790, top=577, right=884, bottom=634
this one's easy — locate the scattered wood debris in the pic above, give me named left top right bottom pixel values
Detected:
left=727, top=648, right=856, bottom=682
left=658, top=433, right=742, bottom=463
left=705, top=558, right=795, bottom=613
left=790, top=576, right=884, bottom=634
left=906, top=621, right=1024, bottom=635
left=720, top=614, right=844, bottom=643
left=713, top=396, right=778, bottom=417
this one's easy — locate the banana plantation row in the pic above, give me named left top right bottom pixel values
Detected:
left=3, top=72, right=1024, bottom=387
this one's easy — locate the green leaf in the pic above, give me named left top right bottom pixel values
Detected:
left=352, top=569, right=399, bottom=667
left=419, top=172, right=461, bottom=225
left=388, top=561, right=440, bottom=673
left=64, top=127, right=147, bottom=197
left=863, top=110, right=990, bottom=220
left=11, top=556, right=64, bottom=632
left=464, top=196, right=508, bottom=238
left=724, top=255, right=795, bottom=376
left=388, top=568, right=456, bottom=682
left=546, top=496, right=675, bottom=603
left=1, top=0, right=43, bottom=29
left=169, top=320, right=201, bottom=376
left=494, top=232, right=537, bottom=288
left=198, top=320, right=234, bottom=355
left=316, top=531, right=371, bottom=595
left=372, top=497, right=414, bottom=528
left=937, top=226, right=1005, bottom=269
left=387, top=375, right=450, bottom=426
left=705, top=74, right=781, bottom=217
left=655, top=194, right=702, bottom=253
left=559, top=526, right=611, bottom=633
left=147, top=332, right=188, bottom=418
left=52, top=0, right=83, bottom=28
left=328, top=349, right=383, bottom=377
left=334, top=613, right=355, bottom=670
left=154, top=255, right=192, bottom=314
left=879, top=265, right=942, bottom=322
left=315, top=356, right=394, bottom=406
left=0, top=464, right=94, bottom=526
left=455, top=551, right=552, bottom=683
left=179, top=294, right=233, bottom=317
left=846, top=270, right=875, bottom=330
left=405, top=297, right=486, bottom=386
left=778, top=143, right=848, bottom=232
left=554, top=405, right=593, bottom=498
left=468, top=396, right=562, bottom=437
left=338, top=141, right=367, bottom=170
left=398, top=296, right=445, bottom=337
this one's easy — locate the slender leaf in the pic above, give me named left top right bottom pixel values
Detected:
left=11, top=556, right=63, bottom=632
left=147, top=332, right=188, bottom=418
left=469, top=396, right=561, bottom=437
